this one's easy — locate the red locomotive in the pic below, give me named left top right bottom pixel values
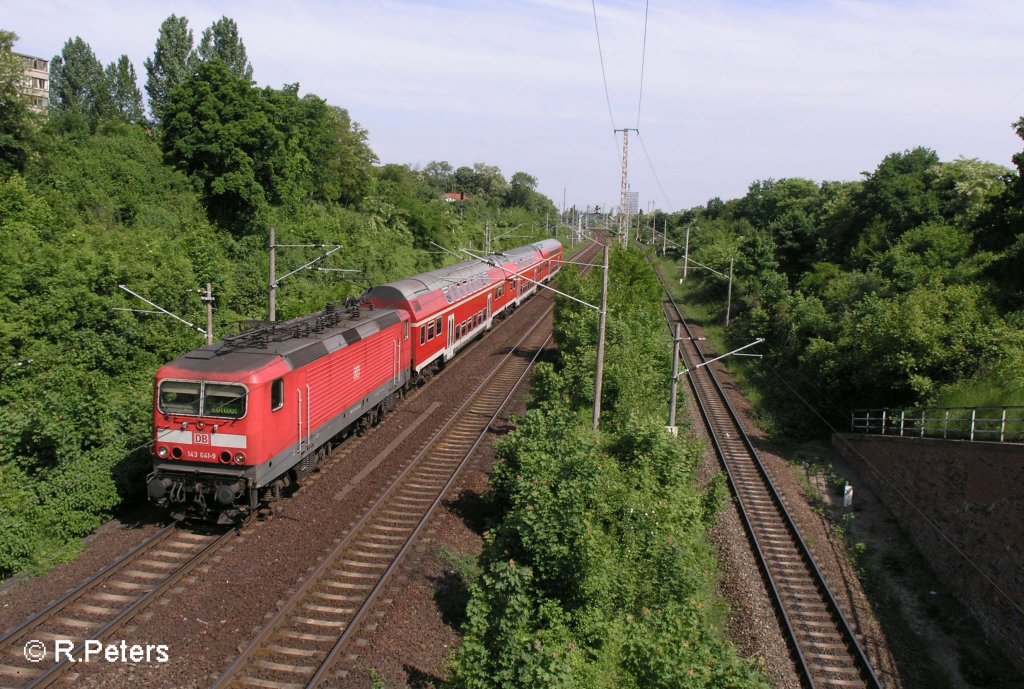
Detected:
left=147, top=240, right=563, bottom=521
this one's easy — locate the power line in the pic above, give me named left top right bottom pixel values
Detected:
left=637, top=131, right=675, bottom=212
left=590, top=0, right=621, bottom=164
left=636, top=0, right=650, bottom=128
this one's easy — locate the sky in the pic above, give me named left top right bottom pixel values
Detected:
left=6, top=0, right=1024, bottom=213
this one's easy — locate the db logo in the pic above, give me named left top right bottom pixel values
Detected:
left=194, top=433, right=211, bottom=445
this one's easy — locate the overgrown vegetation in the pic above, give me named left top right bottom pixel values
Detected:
left=0, top=22, right=559, bottom=578
left=657, top=143, right=1024, bottom=437
left=446, top=249, right=769, bottom=688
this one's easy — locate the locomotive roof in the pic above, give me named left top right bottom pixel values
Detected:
left=367, top=240, right=562, bottom=305
left=165, top=305, right=404, bottom=375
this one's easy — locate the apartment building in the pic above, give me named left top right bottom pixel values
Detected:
left=16, top=52, right=49, bottom=112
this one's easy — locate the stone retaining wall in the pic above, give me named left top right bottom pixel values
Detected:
left=833, top=434, right=1024, bottom=670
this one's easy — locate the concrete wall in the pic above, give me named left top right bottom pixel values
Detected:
left=833, top=434, right=1024, bottom=669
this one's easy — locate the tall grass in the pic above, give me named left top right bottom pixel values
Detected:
left=932, top=372, right=1024, bottom=409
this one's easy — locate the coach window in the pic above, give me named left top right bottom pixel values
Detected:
left=427, top=320, right=435, bottom=340
left=404, top=321, right=409, bottom=340
left=434, top=316, right=442, bottom=334
left=420, top=326, right=426, bottom=346
left=271, top=378, right=285, bottom=412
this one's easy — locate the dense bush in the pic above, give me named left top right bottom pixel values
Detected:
left=0, top=20, right=559, bottom=577
left=669, top=142, right=1024, bottom=436
left=447, top=249, right=769, bottom=688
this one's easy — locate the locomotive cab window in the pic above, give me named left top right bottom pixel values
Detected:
left=204, top=383, right=247, bottom=419
left=158, top=381, right=201, bottom=415
left=271, top=378, right=284, bottom=412
left=158, top=381, right=246, bottom=419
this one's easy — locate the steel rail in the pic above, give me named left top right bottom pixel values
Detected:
left=307, top=323, right=552, bottom=686
left=211, top=251, right=594, bottom=689
left=0, top=523, right=178, bottom=651
left=305, top=242, right=598, bottom=685
left=0, top=524, right=234, bottom=689
left=650, top=260, right=883, bottom=689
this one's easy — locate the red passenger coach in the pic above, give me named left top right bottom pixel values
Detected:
left=148, top=240, right=562, bottom=521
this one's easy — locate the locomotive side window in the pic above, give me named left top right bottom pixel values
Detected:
left=159, top=381, right=201, bottom=415
left=271, top=378, right=284, bottom=412
left=204, top=383, right=247, bottom=419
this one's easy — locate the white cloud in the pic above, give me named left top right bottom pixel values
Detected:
left=6, top=0, right=1023, bottom=210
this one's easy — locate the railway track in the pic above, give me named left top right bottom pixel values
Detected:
left=0, top=524, right=234, bottom=689
left=651, top=263, right=884, bottom=689
left=211, top=298, right=560, bottom=689
left=210, top=242, right=599, bottom=689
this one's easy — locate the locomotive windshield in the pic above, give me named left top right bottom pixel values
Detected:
left=158, top=380, right=247, bottom=419
left=159, top=381, right=200, bottom=415
left=204, top=383, right=247, bottom=418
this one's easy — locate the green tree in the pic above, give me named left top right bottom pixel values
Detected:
left=144, top=14, right=195, bottom=128
left=977, top=118, right=1024, bottom=308
left=49, top=36, right=112, bottom=128
left=421, top=160, right=453, bottom=191
left=506, top=171, right=538, bottom=209
left=735, top=178, right=824, bottom=281
left=831, top=147, right=942, bottom=263
left=105, top=55, right=143, bottom=125
left=0, top=29, right=32, bottom=175
left=197, top=16, right=253, bottom=80
left=285, top=94, right=375, bottom=205
left=162, top=60, right=272, bottom=233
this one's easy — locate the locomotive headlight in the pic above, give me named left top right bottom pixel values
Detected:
left=234, top=452, right=245, bottom=464
left=157, top=446, right=169, bottom=458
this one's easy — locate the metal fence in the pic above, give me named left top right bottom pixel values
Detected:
left=850, top=407, right=1024, bottom=444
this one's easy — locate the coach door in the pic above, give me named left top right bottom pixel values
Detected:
left=447, top=314, right=455, bottom=357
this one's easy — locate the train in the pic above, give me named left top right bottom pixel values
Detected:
left=147, top=239, right=564, bottom=522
